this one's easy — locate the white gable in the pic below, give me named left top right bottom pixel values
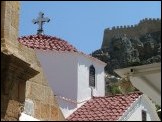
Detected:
left=119, top=94, right=160, bottom=121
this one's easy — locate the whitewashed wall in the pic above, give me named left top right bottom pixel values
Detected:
left=124, top=102, right=152, bottom=121
left=35, top=50, right=106, bottom=118
left=35, top=50, right=78, bottom=117
left=119, top=95, right=160, bottom=121
left=77, top=54, right=105, bottom=103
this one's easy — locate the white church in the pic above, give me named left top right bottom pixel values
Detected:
left=18, top=13, right=160, bottom=121
left=18, top=34, right=160, bottom=121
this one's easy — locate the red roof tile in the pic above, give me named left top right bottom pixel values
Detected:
left=18, top=34, right=107, bottom=65
left=18, top=34, right=78, bottom=52
left=66, top=92, right=142, bottom=121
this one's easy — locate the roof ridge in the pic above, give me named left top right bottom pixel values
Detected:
left=94, top=91, right=142, bottom=98
left=18, top=34, right=66, bottom=41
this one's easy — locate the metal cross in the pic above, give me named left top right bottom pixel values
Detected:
left=32, top=12, right=50, bottom=34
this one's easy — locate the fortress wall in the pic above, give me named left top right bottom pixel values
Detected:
left=102, top=18, right=161, bottom=48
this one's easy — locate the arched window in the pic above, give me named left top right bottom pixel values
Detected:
left=89, top=65, right=95, bottom=88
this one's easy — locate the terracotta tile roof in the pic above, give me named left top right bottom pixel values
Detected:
left=18, top=34, right=78, bottom=52
left=66, top=92, right=142, bottom=121
left=18, top=34, right=106, bottom=65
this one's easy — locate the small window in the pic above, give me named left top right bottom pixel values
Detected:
left=89, top=65, right=95, bottom=88
left=142, top=110, right=147, bottom=121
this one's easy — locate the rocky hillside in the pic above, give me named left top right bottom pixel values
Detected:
left=92, top=31, right=161, bottom=75
left=91, top=31, right=161, bottom=95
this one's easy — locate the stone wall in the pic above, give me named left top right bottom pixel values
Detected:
left=1, top=1, right=20, bottom=55
left=102, top=18, right=161, bottom=48
left=24, top=59, right=65, bottom=120
left=1, top=1, right=65, bottom=121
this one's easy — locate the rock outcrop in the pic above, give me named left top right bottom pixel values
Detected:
left=92, top=29, right=161, bottom=76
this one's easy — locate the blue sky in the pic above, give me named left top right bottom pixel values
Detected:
left=19, top=1, right=161, bottom=54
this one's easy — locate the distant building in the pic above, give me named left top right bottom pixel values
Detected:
left=102, top=18, right=161, bottom=48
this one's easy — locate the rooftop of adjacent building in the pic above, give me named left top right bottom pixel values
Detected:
left=66, top=91, right=142, bottom=121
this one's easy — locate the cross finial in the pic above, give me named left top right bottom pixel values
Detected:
left=32, top=12, right=50, bottom=34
